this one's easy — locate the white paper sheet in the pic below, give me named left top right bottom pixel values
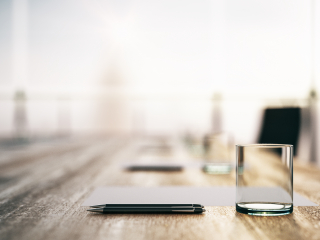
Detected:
left=82, top=186, right=318, bottom=207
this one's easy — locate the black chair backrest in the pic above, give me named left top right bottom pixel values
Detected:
left=258, top=107, right=301, bottom=155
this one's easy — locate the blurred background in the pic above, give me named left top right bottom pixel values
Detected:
left=0, top=0, right=320, bottom=165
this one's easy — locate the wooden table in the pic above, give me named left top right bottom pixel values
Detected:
left=1, top=136, right=320, bottom=240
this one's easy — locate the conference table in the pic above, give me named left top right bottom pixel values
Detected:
left=0, top=136, right=320, bottom=240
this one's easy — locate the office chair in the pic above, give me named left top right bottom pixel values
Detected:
left=258, top=107, right=301, bottom=156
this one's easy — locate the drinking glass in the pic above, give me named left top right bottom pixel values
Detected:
left=236, top=144, right=293, bottom=216
left=202, top=132, right=233, bottom=174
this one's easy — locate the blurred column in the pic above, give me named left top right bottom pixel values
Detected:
left=13, top=90, right=28, bottom=138
left=97, top=63, right=130, bottom=135
left=211, top=93, right=223, bottom=134
left=132, top=106, right=145, bottom=137
left=57, top=96, right=71, bottom=136
left=309, top=90, right=318, bottom=164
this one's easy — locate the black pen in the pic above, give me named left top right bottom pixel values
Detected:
left=87, top=207, right=206, bottom=214
left=90, top=204, right=204, bottom=208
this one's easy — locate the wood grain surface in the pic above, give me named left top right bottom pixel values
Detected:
left=0, top=136, right=320, bottom=240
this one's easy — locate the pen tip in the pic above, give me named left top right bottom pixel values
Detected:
left=87, top=208, right=104, bottom=213
left=202, top=209, right=206, bottom=212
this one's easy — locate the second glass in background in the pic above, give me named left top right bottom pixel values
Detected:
left=202, top=132, right=233, bottom=174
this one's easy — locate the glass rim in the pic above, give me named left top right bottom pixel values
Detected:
left=236, top=143, right=293, bottom=148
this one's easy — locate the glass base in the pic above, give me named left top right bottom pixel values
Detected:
left=236, top=202, right=293, bottom=216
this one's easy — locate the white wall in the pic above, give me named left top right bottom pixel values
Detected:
left=0, top=0, right=319, bottom=145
